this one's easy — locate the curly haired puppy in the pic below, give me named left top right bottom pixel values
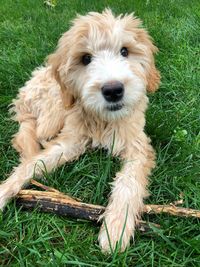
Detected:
left=0, top=9, right=160, bottom=252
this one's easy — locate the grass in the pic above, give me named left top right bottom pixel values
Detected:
left=0, top=0, right=199, bottom=266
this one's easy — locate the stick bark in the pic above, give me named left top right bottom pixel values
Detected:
left=15, top=180, right=200, bottom=228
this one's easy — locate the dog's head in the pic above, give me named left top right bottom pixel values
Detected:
left=48, top=9, right=160, bottom=121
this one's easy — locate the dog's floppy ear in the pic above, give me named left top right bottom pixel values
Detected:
left=137, top=29, right=160, bottom=93
left=136, top=28, right=160, bottom=93
left=146, top=56, right=160, bottom=93
left=123, top=14, right=160, bottom=92
left=47, top=32, right=74, bottom=108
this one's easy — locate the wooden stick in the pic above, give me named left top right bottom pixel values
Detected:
left=16, top=180, right=200, bottom=225
left=16, top=189, right=160, bottom=231
left=143, top=204, right=200, bottom=218
left=17, top=189, right=104, bottom=221
left=30, top=179, right=82, bottom=201
left=30, top=179, right=61, bottom=193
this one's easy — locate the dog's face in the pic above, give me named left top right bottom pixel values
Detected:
left=48, top=10, right=160, bottom=121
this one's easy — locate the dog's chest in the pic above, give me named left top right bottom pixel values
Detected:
left=88, top=123, right=125, bottom=156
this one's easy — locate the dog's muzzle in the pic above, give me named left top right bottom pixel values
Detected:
left=101, top=81, right=124, bottom=103
left=106, top=103, right=124, bottom=111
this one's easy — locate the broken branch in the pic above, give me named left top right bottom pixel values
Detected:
left=15, top=180, right=200, bottom=230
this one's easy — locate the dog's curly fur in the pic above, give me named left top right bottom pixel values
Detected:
left=0, top=9, right=160, bottom=252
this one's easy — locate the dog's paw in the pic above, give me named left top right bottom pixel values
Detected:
left=0, top=192, right=6, bottom=211
left=0, top=184, right=10, bottom=210
left=98, top=215, right=134, bottom=253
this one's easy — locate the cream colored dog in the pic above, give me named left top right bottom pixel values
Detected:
left=0, top=9, right=160, bottom=252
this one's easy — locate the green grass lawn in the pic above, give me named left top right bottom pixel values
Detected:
left=0, top=0, right=200, bottom=266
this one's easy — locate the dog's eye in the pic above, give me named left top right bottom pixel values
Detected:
left=82, top=54, right=92, bottom=65
left=120, top=47, right=128, bottom=57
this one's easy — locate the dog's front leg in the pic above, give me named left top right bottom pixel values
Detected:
left=98, top=136, right=155, bottom=253
left=0, top=134, right=88, bottom=210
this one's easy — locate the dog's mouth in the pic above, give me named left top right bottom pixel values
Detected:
left=106, top=103, right=124, bottom=111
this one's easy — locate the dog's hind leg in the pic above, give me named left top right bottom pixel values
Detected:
left=10, top=66, right=67, bottom=160
left=12, top=119, right=40, bottom=160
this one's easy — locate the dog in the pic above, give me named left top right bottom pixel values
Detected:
left=0, top=9, right=160, bottom=252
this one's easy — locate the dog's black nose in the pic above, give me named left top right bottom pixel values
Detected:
left=101, top=82, right=124, bottom=102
